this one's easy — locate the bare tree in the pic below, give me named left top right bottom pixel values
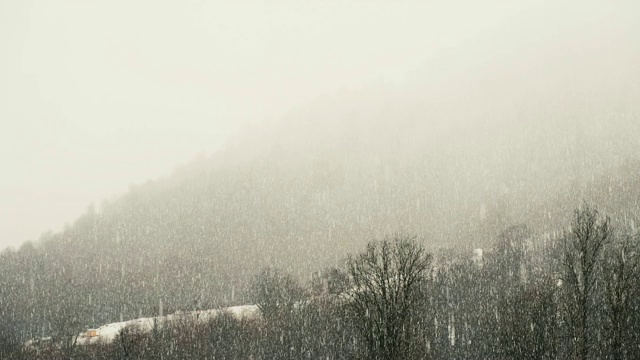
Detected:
left=494, top=224, right=531, bottom=283
left=249, top=267, right=305, bottom=359
left=250, top=267, right=305, bottom=323
left=50, top=312, right=82, bottom=360
left=602, top=230, right=640, bottom=360
left=115, top=325, right=145, bottom=359
left=560, top=204, right=611, bottom=360
left=345, top=235, right=432, bottom=360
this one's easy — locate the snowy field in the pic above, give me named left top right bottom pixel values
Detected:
left=26, top=305, right=260, bottom=347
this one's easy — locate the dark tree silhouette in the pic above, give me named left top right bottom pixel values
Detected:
left=345, top=235, right=432, bottom=360
left=560, top=204, right=611, bottom=360
left=602, top=230, right=640, bottom=360
left=250, top=267, right=305, bottom=323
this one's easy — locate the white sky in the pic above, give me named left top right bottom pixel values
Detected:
left=1, top=0, right=637, bottom=250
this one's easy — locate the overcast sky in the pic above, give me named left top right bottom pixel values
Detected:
left=1, top=0, right=638, bottom=250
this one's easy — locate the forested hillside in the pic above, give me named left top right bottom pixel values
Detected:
left=4, top=0, right=640, bottom=358
left=2, top=93, right=640, bottom=352
left=12, top=217, right=640, bottom=359
left=2, top=28, right=640, bottom=353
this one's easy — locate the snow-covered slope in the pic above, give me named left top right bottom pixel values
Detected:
left=78, top=305, right=260, bottom=345
left=26, top=305, right=260, bottom=348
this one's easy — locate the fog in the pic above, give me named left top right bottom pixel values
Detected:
left=1, top=0, right=639, bottom=252
left=5, top=1, right=640, bottom=358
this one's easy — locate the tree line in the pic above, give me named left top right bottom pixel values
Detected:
left=4, top=204, right=640, bottom=359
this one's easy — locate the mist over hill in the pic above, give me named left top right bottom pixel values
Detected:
left=3, top=3, right=640, bottom=346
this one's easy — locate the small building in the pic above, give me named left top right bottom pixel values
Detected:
left=86, top=329, right=99, bottom=338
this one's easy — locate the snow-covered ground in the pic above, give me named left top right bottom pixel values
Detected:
left=79, top=305, right=260, bottom=345
left=27, top=305, right=260, bottom=348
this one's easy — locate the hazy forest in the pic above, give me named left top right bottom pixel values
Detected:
left=2, top=1, right=640, bottom=359
left=4, top=110, right=640, bottom=360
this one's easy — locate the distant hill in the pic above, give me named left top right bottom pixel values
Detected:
left=2, top=55, right=640, bottom=344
